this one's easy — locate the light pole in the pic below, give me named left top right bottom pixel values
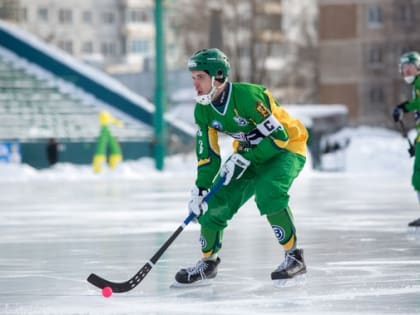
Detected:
left=154, top=0, right=166, bottom=170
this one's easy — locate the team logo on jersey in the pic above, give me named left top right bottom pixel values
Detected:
left=256, top=101, right=270, bottom=118
left=211, top=120, right=223, bottom=131
left=234, top=115, right=248, bottom=126
left=199, top=235, right=207, bottom=248
left=271, top=225, right=285, bottom=242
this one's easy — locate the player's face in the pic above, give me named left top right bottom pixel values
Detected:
left=191, top=71, right=212, bottom=96
left=401, top=63, right=418, bottom=77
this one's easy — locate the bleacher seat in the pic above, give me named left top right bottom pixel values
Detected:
left=0, top=55, right=152, bottom=141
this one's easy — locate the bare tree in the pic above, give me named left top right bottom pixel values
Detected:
left=172, top=0, right=318, bottom=103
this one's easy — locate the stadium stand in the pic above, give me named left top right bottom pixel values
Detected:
left=0, top=21, right=194, bottom=168
left=0, top=54, right=152, bottom=141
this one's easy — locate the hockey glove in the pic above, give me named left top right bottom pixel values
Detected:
left=220, top=153, right=251, bottom=186
left=188, top=187, right=208, bottom=221
left=409, top=145, right=416, bottom=158
left=392, top=102, right=408, bottom=122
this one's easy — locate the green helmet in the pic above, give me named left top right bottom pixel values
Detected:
left=187, top=48, right=230, bottom=81
left=399, top=51, right=420, bottom=72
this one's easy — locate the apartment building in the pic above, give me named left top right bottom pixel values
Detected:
left=0, top=0, right=318, bottom=106
left=0, top=0, right=182, bottom=72
left=318, top=0, right=420, bottom=125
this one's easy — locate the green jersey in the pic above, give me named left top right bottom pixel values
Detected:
left=402, top=76, right=420, bottom=190
left=405, top=76, right=420, bottom=111
left=404, top=76, right=420, bottom=133
left=194, top=82, right=308, bottom=189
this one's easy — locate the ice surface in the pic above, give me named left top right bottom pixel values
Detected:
left=0, top=174, right=419, bottom=314
left=0, top=127, right=419, bottom=314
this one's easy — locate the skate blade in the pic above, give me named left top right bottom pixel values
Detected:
left=407, top=226, right=420, bottom=239
left=273, top=274, right=306, bottom=288
left=170, top=279, right=213, bottom=289
left=408, top=226, right=420, bottom=230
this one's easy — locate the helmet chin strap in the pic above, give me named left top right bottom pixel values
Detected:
left=404, top=75, right=416, bottom=84
left=195, top=77, right=226, bottom=105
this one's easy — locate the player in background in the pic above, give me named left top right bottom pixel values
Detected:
left=174, top=48, right=308, bottom=286
left=393, top=51, right=420, bottom=227
left=92, top=110, right=123, bottom=173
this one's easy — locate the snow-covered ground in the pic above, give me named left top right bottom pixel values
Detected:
left=0, top=126, right=415, bottom=182
left=0, top=126, right=419, bottom=315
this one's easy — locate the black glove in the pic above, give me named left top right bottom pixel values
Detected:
left=409, top=145, right=415, bottom=158
left=392, top=102, right=408, bottom=122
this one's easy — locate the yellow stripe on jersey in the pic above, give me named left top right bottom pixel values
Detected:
left=197, top=128, right=220, bottom=167
left=264, top=90, right=308, bottom=157
left=208, top=127, right=220, bottom=155
left=198, top=158, right=211, bottom=167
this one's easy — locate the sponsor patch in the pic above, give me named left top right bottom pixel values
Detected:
left=272, top=225, right=285, bottom=242
left=211, top=120, right=223, bottom=131
left=199, top=235, right=207, bottom=248
left=256, top=101, right=270, bottom=118
left=234, top=115, right=248, bottom=126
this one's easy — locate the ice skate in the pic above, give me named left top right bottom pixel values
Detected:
left=408, top=217, right=420, bottom=227
left=271, top=248, right=306, bottom=288
left=171, top=257, right=221, bottom=288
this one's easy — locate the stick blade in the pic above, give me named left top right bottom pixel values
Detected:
left=87, top=273, right=134, bottom=293
left=86, top=262, right=153, bottom=293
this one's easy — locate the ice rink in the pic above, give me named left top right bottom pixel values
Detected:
left=1, top=170, right=419, bottom=315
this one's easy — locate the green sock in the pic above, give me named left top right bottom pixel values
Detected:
left=200, top=227, right=223, bottom=257
left=266, top=207, right=297, bottom=252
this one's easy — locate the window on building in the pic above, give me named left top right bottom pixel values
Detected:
left=82, top=41, right=93, bottom=54
left=369, top=86, right=386, bottom=104
left=128, top=9, right=140, bottom=23
left=127, top=9, right=152, bottom=23
left=239, top=47, right=249, bottom=58
left=256, top=15, right=281, bottom=31
left=127, top=9, right=153, bottom=23
left=367, top=45, right=385, bottom=70
left=101, top=42, right=117, bottom=56
left=82, top=11, right=92, bottom=24
left=58, top=40, right=73, bottom=54
left=102, top=12, right=115, bottom=24
left=130, top=39, right=150, bottom=54
left=38, top=7, right=48, bottom=22
left=58, top=9, right=72, bottom=24
left=367, top=5, right=383, bottom=28
left=144, top=10, right=153, bottom=22
left=20, top=7, right=27, bottom=22
left=396, top=3, right=415, bottom=25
